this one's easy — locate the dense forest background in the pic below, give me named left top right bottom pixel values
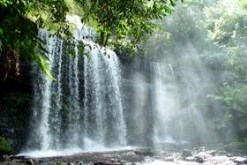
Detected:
left=152, top=0, right=247, bottom=145
left=144, top=0, right=247, bottom=150
left=1, top=0, right=247, bottom=155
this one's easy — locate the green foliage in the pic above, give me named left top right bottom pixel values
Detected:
left=0, top=137, right=12, bottom=155
left=74, top=0, right=182, bottom=53
left=0, top=0, right=181, bottom=78
left=0, top=0, right=69, bottom=79
left=143, top=0, right=247, bottom=143
left=0, top=93, right=31, bottom=153
left=143, top=2, right=209, bottom=61
left=0, top=0, right=9, bottom=6
left=204, top=0, right=247, bottom=140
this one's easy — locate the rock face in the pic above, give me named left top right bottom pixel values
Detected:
left=0, top=59, right=32, bottom=153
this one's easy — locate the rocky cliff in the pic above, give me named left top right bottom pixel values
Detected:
left=0, top=58, right=32, bottom=153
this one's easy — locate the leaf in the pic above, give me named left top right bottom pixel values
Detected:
left=169, top=0, right=175, bottom=6
left=38, top=55, right=55, bottom=80
left=0, top=28, right=3, bottom=36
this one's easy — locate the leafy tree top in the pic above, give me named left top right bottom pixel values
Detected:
left=74, top=0, right=182, bottom=53
left=0, top=0, right=181, bottom=79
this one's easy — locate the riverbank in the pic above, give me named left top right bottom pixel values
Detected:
left=1, top=148, right=247, bottom=165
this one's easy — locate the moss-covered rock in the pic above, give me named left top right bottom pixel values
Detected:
left=0, top=92, right=31, bottom=153
left=0, top=136, right=12, bottom=155
left=0, top=59, right=32, bottom=153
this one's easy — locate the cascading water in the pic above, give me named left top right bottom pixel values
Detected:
left=29, top=29, right=63, bottom=151
left=24, top=26, right=127, bottom=155
left=22, top=22, right=216, bottom=158
left=123, top=56, right=216, bottom=149
left=126, top=61, right=180, bottom=148
left=149, top=62, right=178, bottom=146
left=83, top=42, right=126, bottom=148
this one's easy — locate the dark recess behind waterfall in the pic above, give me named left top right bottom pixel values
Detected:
left=0, top=56, right=32, bottom=153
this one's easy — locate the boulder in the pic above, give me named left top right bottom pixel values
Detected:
left=195, top=156, right=204, bottom=163
left=2, top=154, right=10, bottom=161
left=76, top=161, right=84, bottom=165
left=134, top=149, right=157, bottom=156
left=25, top=159, right=35, bottom=165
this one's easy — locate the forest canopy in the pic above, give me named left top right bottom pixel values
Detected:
left=0, top=0, right=181, bottom=79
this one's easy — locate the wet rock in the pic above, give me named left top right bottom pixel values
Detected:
left=181, top=149, right=192, bottom=158
left=195, top=156, right=204, bottom=163
left=38, top=160, right=45, bottom=164
left=231, top=157, right=247, bottom=164
left=94, top=162, right=122, bottom=165
left=75, top=161, right=84, bottom=165
left=134, top=149, right=157, bottom=156
left=2, top=154, right=10, bottom=161
left=94, top=159, right=123, bottom=165
left=25, top=159, right=34, bottom=165
left=12, top=155, right=26, bottom=160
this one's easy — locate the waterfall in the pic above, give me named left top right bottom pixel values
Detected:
left=30, top=29, right=63, bottom=151
left=25, top=27, right=127, bottom=153
left=126, top=59, right=216, bottom=147
left=125, top=60, right=186, bottom=148
left=22, top=26, right=214, bottom=157
left=149, top=62, right=177, bottom=146
left=83, top=45, right=127, bottom=148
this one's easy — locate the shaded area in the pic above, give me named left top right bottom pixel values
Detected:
left=0, top=58, right=32, bottom=153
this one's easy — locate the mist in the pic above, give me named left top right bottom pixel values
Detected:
left=137, top=0, right=247, bottom=147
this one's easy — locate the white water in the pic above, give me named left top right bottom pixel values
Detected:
left=150, top=63, right=178, bottom=147
left=83, top=42, right=126, bottom=147
left=22, top=20, right=216, bottom=158
left=23, top=26, right=127, bottom=156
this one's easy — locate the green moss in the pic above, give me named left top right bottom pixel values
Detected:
left=0, top=137, right=12, bottom=155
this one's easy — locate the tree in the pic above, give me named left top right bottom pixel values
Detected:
left=205, top=0, right=247, bottom=140
left=0, top=0, right=181, bottom=79
left=0, top=0, right=69, bottom=79
left=72, top=0, right=182, bottom=53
